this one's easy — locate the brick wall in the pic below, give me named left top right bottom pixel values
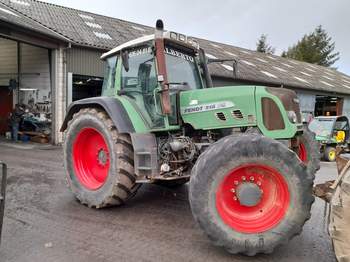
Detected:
left=52, top=47, right=67, bottom=144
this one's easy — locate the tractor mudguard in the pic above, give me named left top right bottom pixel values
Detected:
left=60, top=97, right=135, bottom=133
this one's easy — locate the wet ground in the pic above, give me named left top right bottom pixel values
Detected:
left=0, top=142, right=337, bottom=262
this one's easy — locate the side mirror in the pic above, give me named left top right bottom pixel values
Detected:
left=121, top=50, right=129, bottom=72
left=8, top=79, right=17, bottom=91
left=207, top=58, right=238, bottom=78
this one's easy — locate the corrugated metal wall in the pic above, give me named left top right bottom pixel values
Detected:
left=66, top=47, right=105, bottom=77
left=0, top=38, right=17, bottom=86
left=342, top=97, right=350, bottom=119
left=296, top=92, right=316, bottom=113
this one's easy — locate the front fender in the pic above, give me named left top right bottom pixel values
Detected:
left=60, top=97, right=135, bottom=133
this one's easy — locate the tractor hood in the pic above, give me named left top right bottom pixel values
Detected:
left=179, top=85, right=301, bottom=139
left=179, top=85, right=257, bottom=130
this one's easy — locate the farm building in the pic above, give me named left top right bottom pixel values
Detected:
left=0, top=0, right=349, bottom=144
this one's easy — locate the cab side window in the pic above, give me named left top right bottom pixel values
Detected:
left=102, top=56, right=117, bottom=95
left=121, top=46, right=164, bottom=128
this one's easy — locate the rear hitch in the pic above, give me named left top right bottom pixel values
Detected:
left=0, top=162, right=7, bottom=246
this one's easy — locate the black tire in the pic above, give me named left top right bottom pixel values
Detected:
left=297, top=127, right=321, bottom=174
left=245, top=127, right=261, bottom=135
left=189, top=134, right=314, bottom=256
left=329, top=169, right=350, bottom=261
left=154, top=178, right=189, bottom=188
left=324, top=146, right=336, bottom=162
left=63, top=108, right=140, bottom=208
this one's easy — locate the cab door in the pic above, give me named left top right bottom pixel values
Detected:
left=120, top=45, right=165, bottom=129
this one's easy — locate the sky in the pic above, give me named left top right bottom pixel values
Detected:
left=42, top=0, right=350, bottom=75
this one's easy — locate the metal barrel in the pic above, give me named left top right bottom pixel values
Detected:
left=0, top=162, right=7, bottom=246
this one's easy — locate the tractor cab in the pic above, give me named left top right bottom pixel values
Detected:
left=100, top=22, right=210, bottom=130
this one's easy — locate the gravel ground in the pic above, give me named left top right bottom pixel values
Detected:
left=0, top=142, right=337, bottom=262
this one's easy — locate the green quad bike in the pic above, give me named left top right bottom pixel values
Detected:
left=61, top=20, right=320, bottom=256
left=309, top=116, right=350, bottom=162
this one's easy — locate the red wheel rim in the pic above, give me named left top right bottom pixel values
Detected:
left=216, top=164, right=290, bottom=233
left=298, top=143, right=307, bottom=163
left=73, top=127, right=110, bottom=190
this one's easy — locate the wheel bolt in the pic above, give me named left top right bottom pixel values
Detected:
left=257, top=181, right=262, bottom=186
left=242, top=176, right=246, bottom=181
left=234, top=181, right=239, bottom=185
left=233, top=196, right=238, bottom=201
left=230, top=188, right=235, bottom=193
left=250, top=176, right=254, bottom=181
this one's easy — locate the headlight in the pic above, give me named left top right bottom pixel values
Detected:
left=287, top=111, right=297, bottom=123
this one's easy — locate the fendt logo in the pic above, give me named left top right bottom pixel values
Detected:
left=182, top=101, right=235, bottom=114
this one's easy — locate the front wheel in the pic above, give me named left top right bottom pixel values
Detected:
left=324, top=146, right=336, bottom=162
left=63, top=108, right=140, bottom=208
left=189, top=134, right=314, bottom=256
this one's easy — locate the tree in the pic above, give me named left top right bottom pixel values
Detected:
left=282, top=25, right=339, bottom=67
left=256, top=34, right=275, bottom=54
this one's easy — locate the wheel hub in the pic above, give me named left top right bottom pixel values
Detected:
left=236, top=182, right=262, bottom=207
left=216, top=164, right=290, bottom=233
left=97, top=148, right=108, bottom=166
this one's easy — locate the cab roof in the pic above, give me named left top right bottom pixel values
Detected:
left=101, top=34, right=154, bottom=60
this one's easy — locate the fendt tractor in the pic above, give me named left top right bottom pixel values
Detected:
left=61, top=20, right=320, bottom=255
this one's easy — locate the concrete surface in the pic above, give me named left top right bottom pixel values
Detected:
left=0, top=142, right=337, bottom=262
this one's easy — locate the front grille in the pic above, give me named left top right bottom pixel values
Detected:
left=216, top=112, right=227, bottom=121
left=232, top=110, right=244, bottom=119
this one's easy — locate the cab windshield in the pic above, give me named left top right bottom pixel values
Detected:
left=309, top=118, right=334, bottom=137
left=164, top=46, right=202, bottom=89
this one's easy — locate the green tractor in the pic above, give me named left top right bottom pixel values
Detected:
left=61, top=20, right=319, bottom=256
left=309, top=116, right=350, bottom=162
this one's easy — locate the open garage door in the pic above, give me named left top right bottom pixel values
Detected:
left=0, top=37, right=52, bottom=143
left=315, top=96, right=343, bottom=116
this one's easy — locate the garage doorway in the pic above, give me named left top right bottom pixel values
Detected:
left=72, top=74, right=103, bottom=102
left=0, top=88, right=13, bottom=134
left=0, top=37, right=52, bottom=143
left=315, top=96, right=343, bottom=116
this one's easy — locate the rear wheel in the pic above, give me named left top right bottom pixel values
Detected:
left=189, top=134, right=314, bottom=255
left=295, top=127, right=320, bottom=175
left=324, top=146, right=336, bottom=162
left=63, top=108, right=140, bottom=208
left=329, top=169, right=350, bottom=261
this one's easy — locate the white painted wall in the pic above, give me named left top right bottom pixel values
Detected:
left=51, top=48, right=67, bottom=144
left=19, top=43, right=51, bottom=105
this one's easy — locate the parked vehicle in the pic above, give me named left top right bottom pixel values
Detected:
left=60, top=20, right=319, bottom=256
left=309, top=116, right=350, bottom=161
